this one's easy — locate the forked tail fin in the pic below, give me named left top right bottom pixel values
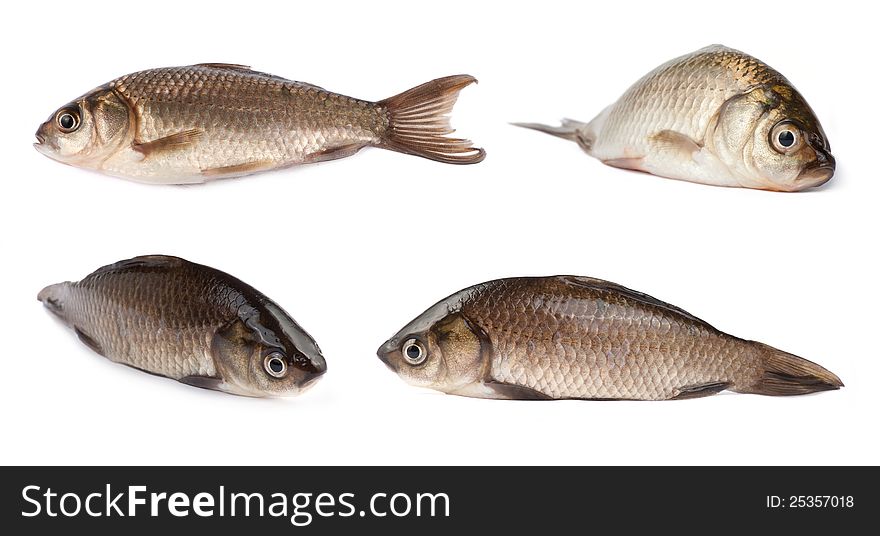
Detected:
left=744, top=342, right=843, bottom=396
left=377, top=75, right=485, bottom=164
left=38, top=282, right=71, bottom=320
left=512, top=118, right=595, bottom=153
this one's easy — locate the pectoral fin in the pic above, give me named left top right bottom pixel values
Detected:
left=483, top=381, right=553, bottom=400
left=649, top=130, right=702, bottom=158
left=671, top=381, right=730, bottom=400
left=74, top=327, right=104, bottom=356
left=133, top=129, right=203, bottom=158
left=180, top=375, right=226, bottom=392
left=603, top=157, right=647, bottom=172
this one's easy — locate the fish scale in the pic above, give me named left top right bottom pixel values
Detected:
left=592, top=46, right=778, bottom=158
left=55, top=265, right=231, bottom=379
left=110, top=66, right=383, bottom=177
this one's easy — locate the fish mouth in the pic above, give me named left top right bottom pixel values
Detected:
left=377, top=339, right=398, bottom=372
left=290, top=348, right=327, bottom=389
left=33, top=140, right=53, bottom=157
left=33, top=132, right=48, bottom=153
left=796, top=142, right=835, bottom=186
left=797, top=156, right=835, bottom=186
left=298, top=368, right=326, bottom=391
left=798, top=165, right=834, bottom=186
left=33, top=130, right=55, bottom=156
left=301, top=355, right=327, bottom=376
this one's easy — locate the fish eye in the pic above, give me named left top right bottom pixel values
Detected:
left=778, top=130, right=795, bottom=148
left=402, top=338, right=427, bottom=365
left=770, top=122, right=801, bottom=153
left=263, top=352, right=288, bottom=378
left=55, top=108, right=81, bottom=133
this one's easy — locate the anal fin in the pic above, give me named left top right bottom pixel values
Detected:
left=303, top=143, right=367, bottom=164
left=133, top=129, right=203, bottom=158
left=671, top=381, right=730, bottom=400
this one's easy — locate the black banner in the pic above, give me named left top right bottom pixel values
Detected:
left=0, top=467, right=872, bottom=533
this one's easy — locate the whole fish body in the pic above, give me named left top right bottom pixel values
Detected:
left=39, top=255, right=326, bottom=397
left=378, top=276, right=842, bottom=400
left=516, top=45, right=834, bottom=191
left=34, top=64, right=485, bottom=184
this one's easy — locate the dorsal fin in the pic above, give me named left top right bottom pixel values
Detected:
left=93, top=255, right=186, bottom=275
left=555, top=275, right=716, bottom=329
left=192, top=63, right=326, bottom=91
left=194, top=63, right=253, bottom=71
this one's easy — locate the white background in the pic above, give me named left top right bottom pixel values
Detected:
left=2, top=0, right=876, bottom=465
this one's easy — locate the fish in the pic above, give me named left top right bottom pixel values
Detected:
left=377, top=276, right=842, bottom=400
left=34, top=64, right=485, bottom=184
left=515, top=45, right=834, bottom=192
left=38, top=255, right=326, bottom=397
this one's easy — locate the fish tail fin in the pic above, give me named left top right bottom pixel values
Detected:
left=38, top=282, right=71, bottom=320
left=512, top=118, right=595, bottom=153
left=376, top=75, right=485, bottom=164
left=742, top=342, right=843, bottom=396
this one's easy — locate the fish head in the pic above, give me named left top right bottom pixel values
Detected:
left=378, top=300, right=487, bottom=394
left=712, top=85, right=834, bottom=191
left=211, top=303, right=327, bottom=397
left=34, top=86, right=131, bottom=169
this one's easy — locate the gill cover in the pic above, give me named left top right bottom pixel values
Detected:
left=709, top=84, right=833, bottom=190
left=210, top=303, right=326, bottom=397
left=89, top=89, right=130, bottom=147
left=433, top=313, right=489, bottom=391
